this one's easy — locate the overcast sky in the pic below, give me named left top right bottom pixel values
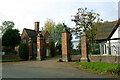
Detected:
left=0, top=0, right=119, bottom=34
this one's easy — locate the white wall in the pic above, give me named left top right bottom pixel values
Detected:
left=119, top=25, right=120, bottom=42
left=105, top=26, right=120, bottom=55
left=107, top=27, right=120, bottom=43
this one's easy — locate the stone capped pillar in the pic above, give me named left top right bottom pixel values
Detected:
left=80, top=32, right=88, bottom=62
left=62, top=29, right=71, bottom=62
left=37, top=33, right=44, bottom=61
left=28, top=38, right=32, bottom=60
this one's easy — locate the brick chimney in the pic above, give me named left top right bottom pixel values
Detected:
left=35, top=22, right=39, bottom=32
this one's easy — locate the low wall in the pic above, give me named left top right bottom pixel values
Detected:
left=71, top=55, right=120, bottom=64
left=88, top=55, right=120, bottom=64
left=72, top=55, right=81, bottom=61
left=2, top=55, right=20, bottom=60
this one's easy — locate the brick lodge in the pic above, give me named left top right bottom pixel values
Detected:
left=15, top=22, right=51, bottom=60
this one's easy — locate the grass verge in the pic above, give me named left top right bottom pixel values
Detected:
left=0, top=59, right=22, bottom=62
left=75, top=62, right=120, bottom=76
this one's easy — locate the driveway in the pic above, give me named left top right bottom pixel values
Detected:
left=2, top=56, right=113, bottom=78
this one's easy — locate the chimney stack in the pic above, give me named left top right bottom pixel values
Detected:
left=35, top=22, right=39, bottom=32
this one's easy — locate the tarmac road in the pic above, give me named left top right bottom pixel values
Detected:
left=2, top=57, right=113, bottom=78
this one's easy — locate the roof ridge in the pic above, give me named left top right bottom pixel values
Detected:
left=24, top=28, right=36, bottom=32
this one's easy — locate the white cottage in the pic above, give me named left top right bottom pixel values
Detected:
left=96, top=19, right=120, bottom=55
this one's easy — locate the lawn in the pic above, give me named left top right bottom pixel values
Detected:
left=75, top=62, right=120, bottom=75
left=0, top=59, right=21, bottom=62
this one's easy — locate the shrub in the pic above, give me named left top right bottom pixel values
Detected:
left=2, top=46, right=12, bottom=55
left=2, top=46, right=17, bottom=55
left=18, top=43, right=29, bottom=60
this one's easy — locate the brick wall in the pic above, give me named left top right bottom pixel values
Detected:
left=62, top=31, right=71, bottom=61
left=21, top=29, right=29, bottom=44
left=80, top=32, right=88, bottom=62
left=81, top=34, right=87, bottom=58
left=88, top=55, right=120, bottom=64
left=37, top=34, right=44, bottom=60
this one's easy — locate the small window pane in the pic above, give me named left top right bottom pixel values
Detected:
left=23, top=39, right=26, bottom=43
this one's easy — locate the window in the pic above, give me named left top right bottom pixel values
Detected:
left=23, top=39, right=26, bottom=43
left=104, top=44, right=107, bottom=54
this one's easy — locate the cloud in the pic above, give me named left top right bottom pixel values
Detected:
left=0, top=0, right=119, bottom=33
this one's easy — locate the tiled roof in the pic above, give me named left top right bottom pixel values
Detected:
left=96, top=19, right=120, bottom=41
left=24, top=28, right=37, bottom=42
left=24, top=28, right=48, bottom=42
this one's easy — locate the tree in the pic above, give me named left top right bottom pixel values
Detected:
left=67, top=27, right=73, bottom=52
left=71, top=8, right=103, bottom=54
left=50, top=23, right=63, bottom=54
left=86, top=22, right=100, bottom=54
left=54, top=23, right=64, bottom=44
left=0, top=21, right=14, bottom=38
left=42, top=19, right=55, bottom=35
left=2, top=29, right=21, bottom=51
left=19, top=43, right=29, bottom=60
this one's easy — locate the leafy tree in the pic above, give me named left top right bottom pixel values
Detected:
left=76, top=41, right=81, bottom=51
left=71, top=8, right=103, bottom=54
left=76, top=23, right=101, bottom=54
left=2, top=29, right=21, bottom=51
left=42, top=19, right=55, bottom=35
left=54, top=23, right=64, bottom=44
left=0, top=21, right=14, bottom=38
left=2, top=46, right=12, bottom=55
left=67, top=28, right=73, bottom=51
left=86, top=23, right=99, bottom=54
left=19, top=43, right=29, bottom=60
left=51, top=23, right=64, bottom=54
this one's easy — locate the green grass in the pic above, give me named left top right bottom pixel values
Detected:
left=0, top=59, right=22, bottom=62
left=76, top=62, right=120, bottom=75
